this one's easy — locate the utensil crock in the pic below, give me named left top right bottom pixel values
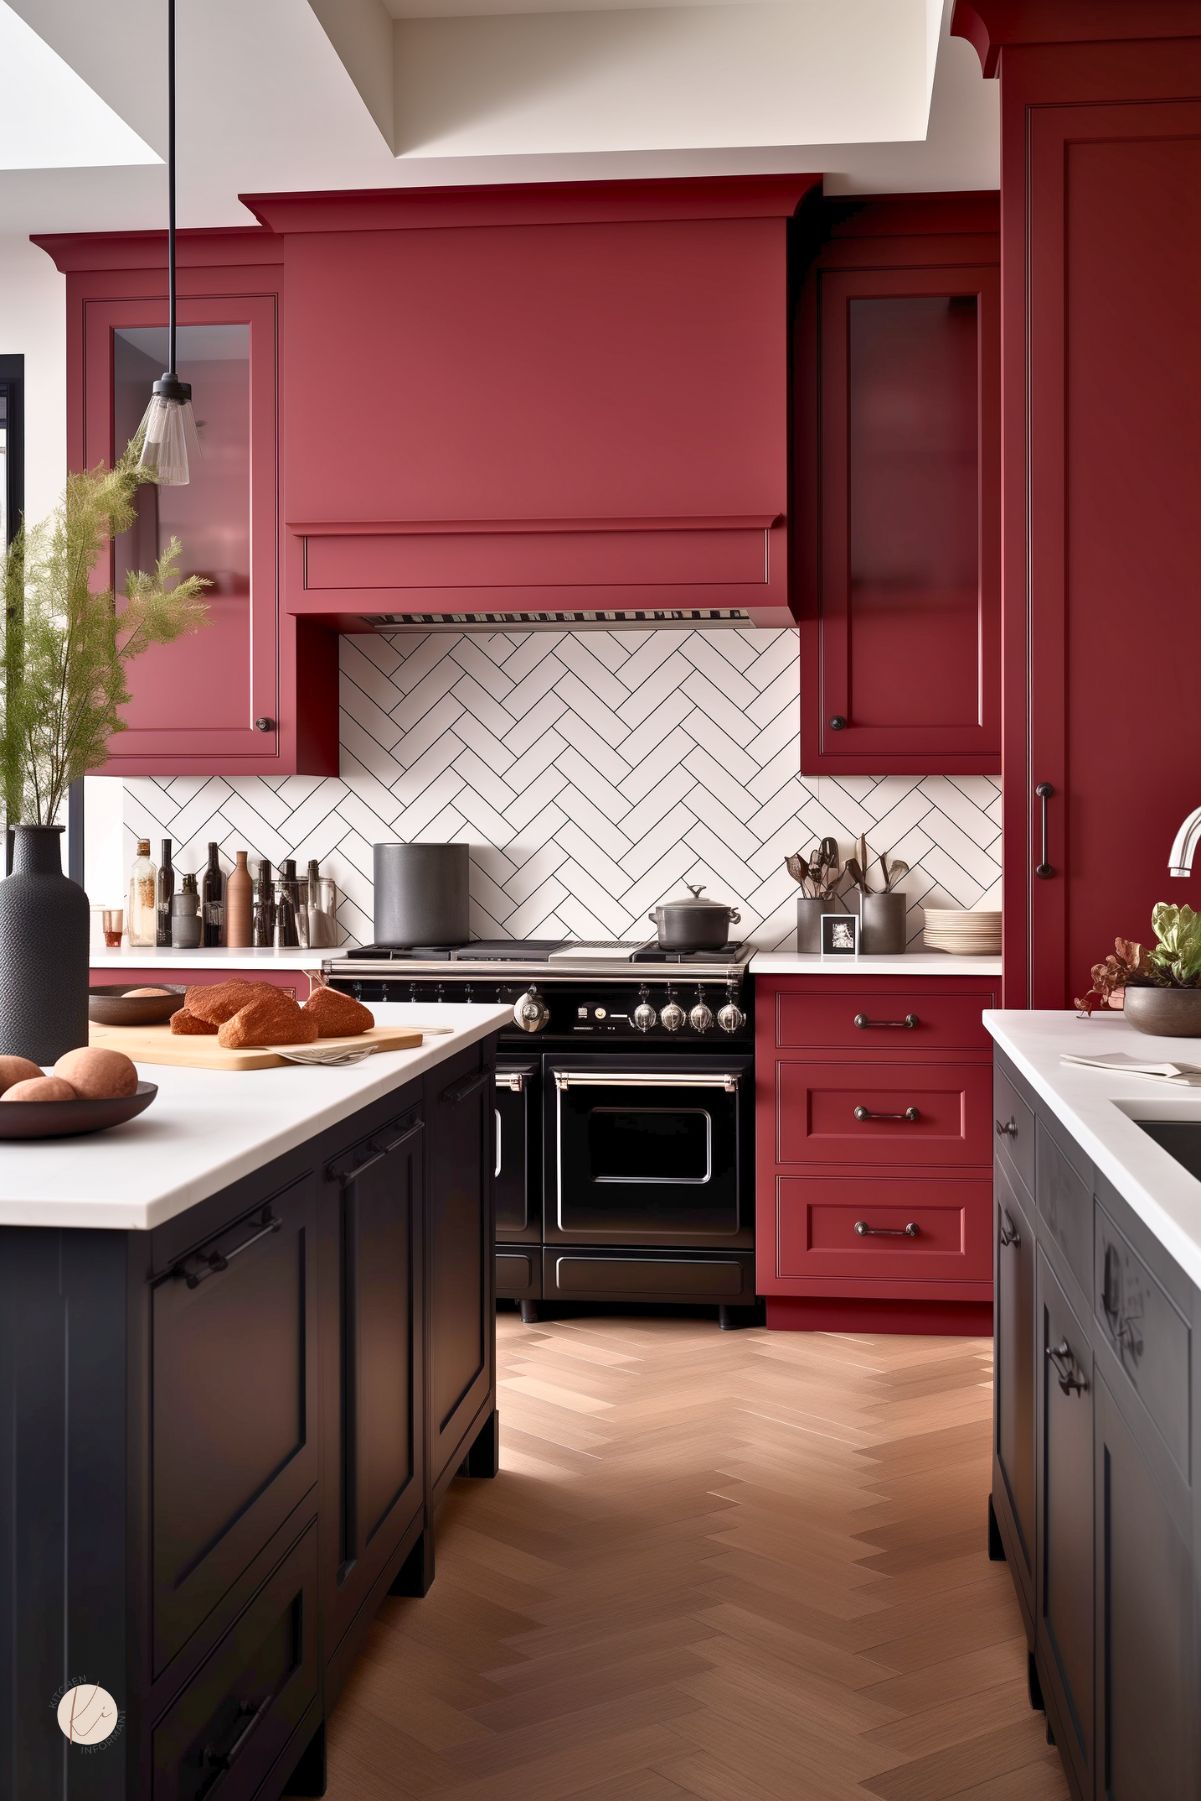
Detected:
left=858, top=891, right=907, bottom=956
left=795, top=897, right=837, bottom=954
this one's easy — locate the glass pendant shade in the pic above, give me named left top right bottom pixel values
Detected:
left=136, top=376, right=199, bottom=486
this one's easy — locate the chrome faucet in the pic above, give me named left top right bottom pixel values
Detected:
left=1169, top=806, right=1201, bottom=877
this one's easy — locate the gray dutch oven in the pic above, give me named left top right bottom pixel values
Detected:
left=648, top=883, right=741, bottom=952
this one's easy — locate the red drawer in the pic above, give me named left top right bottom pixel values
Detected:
left=773, top=983, right=996, bottom=1053
left=769, top=1174, right=992, bottom=1286
left=775, top=1059, right=992, bottom=1165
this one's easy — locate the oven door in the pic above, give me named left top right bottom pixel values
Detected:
left=495, top=1060, right=539, bottom=1245
left=544, top=1054, right=752, bottom=1247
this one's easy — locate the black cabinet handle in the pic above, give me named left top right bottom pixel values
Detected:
left=854, top=1220, right=919, bottom=1239
left=1046, top=1338, right=1088, bottom=1396
left=995, top=1116, right=1017, bottom=1138
left=254, top=716, right=275, bottom=733
left=828, top=714, right=847, bottom=731
left=854, top=1012, right=918, bottom=1030
left=999, top=1209, right=1021, bottom=1249
left=172, top=1208, right=281, bottom=1290
left=201, top=1693, right=273, bottom=1780
left=854, top=1104, right=920, bottom=1123
left=441, top=1067, right=492, bottom=1106
left=1035, top=782, right=1055, bottom=879
left=342, top=1117, right=424, bottom=1183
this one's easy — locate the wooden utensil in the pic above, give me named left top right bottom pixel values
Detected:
left=845, top=857, right=867, bottom=895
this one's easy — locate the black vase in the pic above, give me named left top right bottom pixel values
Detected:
left=0, top=824, right=90, bottom=1064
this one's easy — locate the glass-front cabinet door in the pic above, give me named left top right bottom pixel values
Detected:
left=83, top=293, right=279, bottom=769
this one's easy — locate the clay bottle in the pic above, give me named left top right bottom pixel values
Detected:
left=226, top=849, right=253, bottom=948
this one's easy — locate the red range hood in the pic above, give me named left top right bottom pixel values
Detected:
left=243, top=176, right=818, bottom=629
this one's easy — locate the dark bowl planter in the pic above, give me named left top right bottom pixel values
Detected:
left=1123, top=985, right=1201, bottom=1037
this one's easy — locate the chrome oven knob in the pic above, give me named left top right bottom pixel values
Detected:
left=689, top=1001, right=714, bottom=1034
left=717, top=1001, right=745, bottom=1034
left=513, top=987, right=549, bottom=1033
left=633, top=1001, right=657, bottom=1033
left=659, top=999, right=685, bottom=1033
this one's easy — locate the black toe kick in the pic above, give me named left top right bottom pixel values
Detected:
left=541, top=1248, right=757, bottom=1309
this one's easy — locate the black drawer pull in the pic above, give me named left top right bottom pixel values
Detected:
left=441, top=1067, right=492, bottom=1106
left=998, top=1210, right=1021, bottom=1249
left=854, top=1013, right=918, bottom=1030
left=201, top=1693, right=273, bottom=1782
left=829, top=714, right=847, bottom=731
left=854, top=1104, right=920, bottom=1123
left=995, top=1116, right=1017, bottom=1138
left=343, top=1118, right=424, bottom=1182
left=854, top=1220, right=919, bottom=1239
left=1046, top=1339, right=1088, bottom=1396
left=172, top=1209, right=281, bottom=1290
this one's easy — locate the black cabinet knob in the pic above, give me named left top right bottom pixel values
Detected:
left=254, top=716, right=275, bottom=733
left=829, top=715, right=847, bottom=731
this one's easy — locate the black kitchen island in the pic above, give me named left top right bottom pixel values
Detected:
left=0, top=1003, right=505, bottom=1801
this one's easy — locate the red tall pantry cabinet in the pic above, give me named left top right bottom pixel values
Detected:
left=953, top=1, right=1201, bottom=1006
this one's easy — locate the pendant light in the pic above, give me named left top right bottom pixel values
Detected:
left=137, top=0, right=198, bottom=485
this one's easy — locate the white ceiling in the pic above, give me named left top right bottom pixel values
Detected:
left=0, top=3, right=156, bottom=171
left=0, top=0, right=996, bottom=238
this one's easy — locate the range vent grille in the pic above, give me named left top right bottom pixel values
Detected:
left=362, top=607, right=757, bottom=632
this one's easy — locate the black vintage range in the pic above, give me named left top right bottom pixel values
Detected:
left=327, top=939, right=757, bottom=1328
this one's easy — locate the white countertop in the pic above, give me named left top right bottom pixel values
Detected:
left=91, top=945, right=343, bottom=972
left=751, top=952, right=1002, bottom=976
left=0, top=1002, right=509, bottom=1233
left=985, top=1009, right=1201, bottom=1291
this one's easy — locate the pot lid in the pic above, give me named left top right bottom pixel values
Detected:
left=656, top=883, right=733, bottom=911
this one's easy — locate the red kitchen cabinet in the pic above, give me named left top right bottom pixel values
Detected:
left=35, top=230, right=338, bottom=777
left=797, top=197, right=1001, bottom=775
left=952, top=3, right=1201, bottom=1005
left=756, top=974, right=997, bottom=1331
left=245, top=178, right=817, bottom=622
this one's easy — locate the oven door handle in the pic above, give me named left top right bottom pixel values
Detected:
left=554, top=1071, right=741, bottom=1094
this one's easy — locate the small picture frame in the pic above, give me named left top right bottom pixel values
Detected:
left=821, top=911, right=859, bottom=958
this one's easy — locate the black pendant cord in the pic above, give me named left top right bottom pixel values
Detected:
left=166, top=0, right=177, bottom=379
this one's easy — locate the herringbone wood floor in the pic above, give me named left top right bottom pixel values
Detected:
left=322, top=1314, right=1068, bottom=1801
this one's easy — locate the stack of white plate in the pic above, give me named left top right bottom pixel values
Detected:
left=923, top=907, right=1002, bottom=955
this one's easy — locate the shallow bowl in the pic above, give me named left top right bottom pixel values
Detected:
left=88, top=984, right=187, bottom=1027
left=0, top=1081, right=158, bottom=1139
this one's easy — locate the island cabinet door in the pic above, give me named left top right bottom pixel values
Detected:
left=1036, top=1249, right=1095, bottom=1799
left=425, top=1046, right=497, bottom=1495
left=1093, top=1374, right=1199, bottom=1801
left=320, top=1106, right=425, bottom=1675
left=151, top=1173, right=318, bottom=1676
left=993, top=1164, right=1035, bottom=1604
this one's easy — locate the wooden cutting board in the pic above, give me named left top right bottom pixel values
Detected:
left=88, top=1020, right=425, bottom=1071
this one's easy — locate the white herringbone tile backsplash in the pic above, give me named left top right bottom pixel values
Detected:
left=121, top=628, right=1002, bottom=951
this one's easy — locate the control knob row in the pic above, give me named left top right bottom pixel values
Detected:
left=632, top=990, right=746, bottom=1034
